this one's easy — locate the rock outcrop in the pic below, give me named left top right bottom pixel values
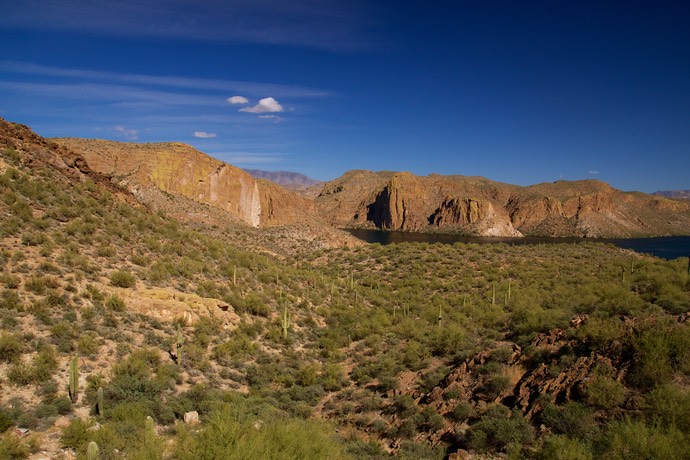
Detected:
left=0, top=119, right=135, bottom=203
left=51, top=138, right=316, bottom=228
left=316, top=171, right=690, bottom=238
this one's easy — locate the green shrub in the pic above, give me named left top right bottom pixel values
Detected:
left=7, top=345, right=57, bottom=385
left=539, top=402, right=598, bottom=440
left=0, top=333, right=23, bottom=363
left=449, top=402, right=474, bottom=422
left=0, top=408, right=13, bottom=433
left=110, top=270, right=136, bottom=288
left=536, top=435, right=593, bottom=460
left=645, top=384, right=690, bottom=433
left=60, top=417, right=92, bottom=449
left=582, top=375, right=625, bottom=409
left=414, top=406, right=444, bottom=432
left=0, top=432, right=30, bottom=459
left=173, top=402, right=350, bottom=459
left=600, top=418, right=686, bottom=460
left=107, top=294, right=126, bottom=312
left=387, top=395, right=418, bottom=418
left=469, top=405, right=534, bottom=453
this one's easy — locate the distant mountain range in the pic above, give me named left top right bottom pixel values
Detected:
left=244, top=169, right=323, bottom=197
left=653, top=190, right=690, bottom=200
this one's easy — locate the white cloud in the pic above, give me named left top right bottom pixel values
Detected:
left=194, top=131, right=217, bottom=138
left=239, top=97, right=284, bottom=113
left=114, top=125, right=138, bottom=140
left=589, top=170, right=600, bottom=175
left=227, top=95, right=248, bottom=104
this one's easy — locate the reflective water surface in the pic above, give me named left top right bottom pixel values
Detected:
left=345, top=229, right=690, bottom=261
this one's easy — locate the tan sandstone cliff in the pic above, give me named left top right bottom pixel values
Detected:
left=316, top=170, right=690, bottom=237
left=51, top=139, right=316, bottom=228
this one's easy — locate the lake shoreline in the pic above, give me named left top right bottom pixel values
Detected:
left=344, top=229, right=690, bottom=261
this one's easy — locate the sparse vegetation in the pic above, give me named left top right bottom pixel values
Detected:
left=1, top=122, right=689, bottom=458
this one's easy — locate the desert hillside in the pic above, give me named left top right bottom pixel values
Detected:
left=0, top=118, right=688, bottom=459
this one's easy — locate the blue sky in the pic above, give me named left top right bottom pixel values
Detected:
left=1, top=1, right=689, bottom=192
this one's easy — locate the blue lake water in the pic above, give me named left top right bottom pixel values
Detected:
left=345, top=229, right=690, bottom=261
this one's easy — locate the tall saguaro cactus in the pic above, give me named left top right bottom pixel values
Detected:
left=282, top=304, right=291, bottom=340
left=145, top=416, right=155, bottom=442
left=172, top=323, right=185, bottom=365
left=69, top=356, right=79, bottom=403
left=97, top=387, right=104, bottom=417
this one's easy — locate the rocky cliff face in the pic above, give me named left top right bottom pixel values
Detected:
left=318, top=171, right=522, bottom=237
left=316, top=171, right=690, bottom=237
left=51, top=138, right=316, bottom=228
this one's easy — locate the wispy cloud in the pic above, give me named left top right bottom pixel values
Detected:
left=589, top=170, right=600, bottom=175
left=0, top=0, right=377, bottom=51
left=258, top=115, right=282, bottom=123
left=239, top=97, right=284, bottom=114
left=0, top=81, right=222, bottom=106
left=114, top=125, right=138, bottom=140
left=0, top=61, right=312, bottom=165
left=0, top=61, right=330, bottom=98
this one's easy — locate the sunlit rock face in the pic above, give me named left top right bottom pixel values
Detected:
left=316, top=170, right=690, bottom=238
left=51, top=138, right=316, bottom=228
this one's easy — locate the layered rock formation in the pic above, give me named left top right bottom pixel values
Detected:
left=52, top=138, right=316, bottom=228
left=316, top=171, right=690, bottom=237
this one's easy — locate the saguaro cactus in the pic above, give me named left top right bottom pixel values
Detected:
left=282, top=304, right=291, bottom=339
left=172, top=324, right=185, bottom=365
left=69, top=356, right=79, bottom=403
left=145, top=416, right=155, bottom=445
left=87, top=441, right=99, bottom=460
left=97, top=386, right=104, bottom=417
